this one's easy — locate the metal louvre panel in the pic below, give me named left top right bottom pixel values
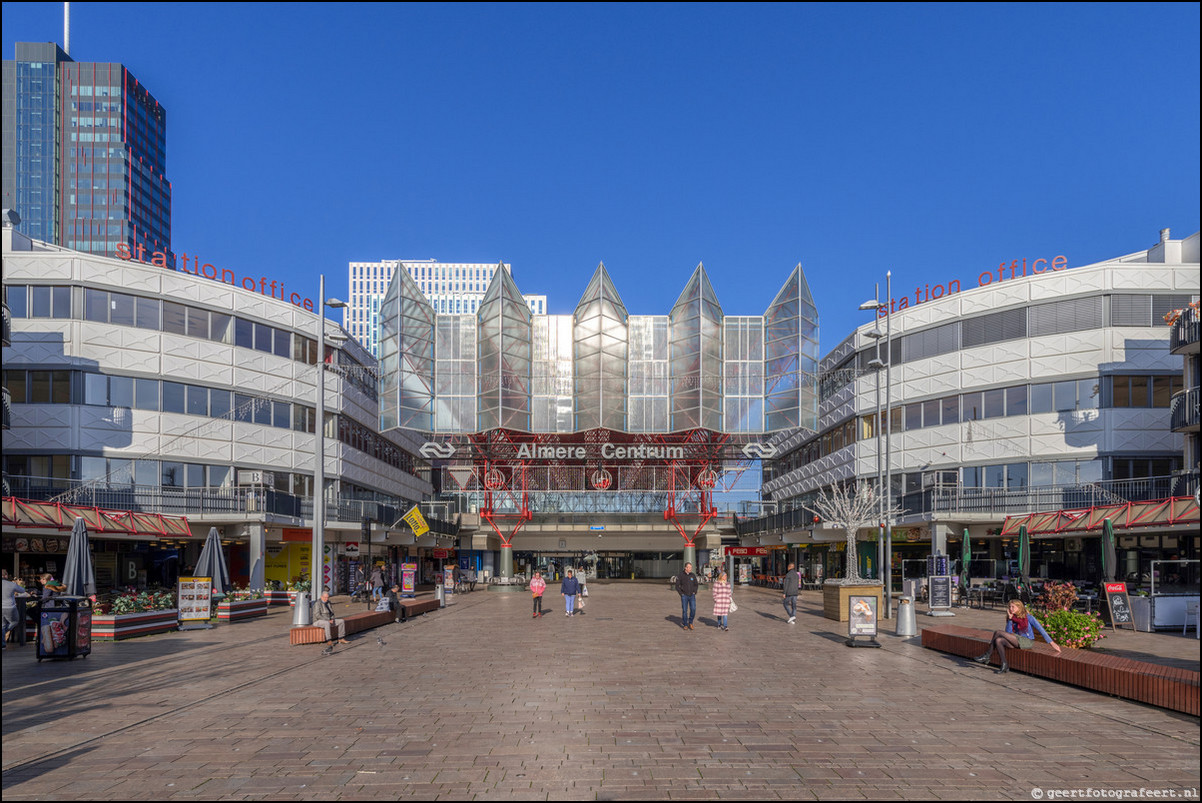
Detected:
left=1152, top=294, right=1197, bottom=321
left=1110, top=294, right=1151, bottom=327
left=1029, top=295, right=1104, bottom=337
left=961, top=307, right=1027, bottom=348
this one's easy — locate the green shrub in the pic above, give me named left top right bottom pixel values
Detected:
left=1037, top=609, right=1105, bottom=650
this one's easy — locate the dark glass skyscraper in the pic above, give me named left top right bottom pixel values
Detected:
left=3, top=42, right=172, bottom=265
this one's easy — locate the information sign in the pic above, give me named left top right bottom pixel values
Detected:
left=178, top=576, right=213, bottom=627
left=401, top=563, right=417, bottom=598
left=928, top=575, right=953, bottom=610
left=1103, top=582, right=1136, bottom=631
left=848, top=596, right=878, bottom=637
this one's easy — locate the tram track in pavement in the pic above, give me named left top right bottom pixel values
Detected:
left=1, top=594, right=486, bottom=777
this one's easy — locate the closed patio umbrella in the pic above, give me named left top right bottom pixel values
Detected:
left=194, top=527, right=231, bottom=595
left=960, top=529, right=972, bottom=590
left=1101, top=518, right=1117, bottom=583
left=62, top=517, right=96, bottom=597
left=1016, top=525, right=1031, bottom=601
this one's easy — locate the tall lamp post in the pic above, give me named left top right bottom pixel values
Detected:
left=312, top=274, right=346, bottom=597
left=859, top=273, right=893, bottom=617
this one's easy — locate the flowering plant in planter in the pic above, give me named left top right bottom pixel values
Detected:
left=1037, top=609, right=1106, bottom=649
left=109, top=588, right=177, bottom=615
left=225, top=584, right=264, bottom=601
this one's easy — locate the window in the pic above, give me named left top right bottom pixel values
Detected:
left=254, top=323, right=274, bottom=354
left=1005, top=386, right=1027, bottom=416
left=135, top=378, right=159, bottom=411
left=234, top=318, right=254, bottom=348
left=273, top=400, right=291, bottom=429
left=135, top=297, right=160, bottom=330
left=84, top=288, right=109, bottom=322
left=983, top=388, right=1005, bottom=418
left=210, top=312, right=231, bottom=344
left=1030, top=383, right=1053, bottom=414
left=273, top=328, right=290, bottom=358
left=186, top=385, right=207, bottom=416
left=962, top=392, right=982, bottom=421
left=234, top=393, right=254, bottom=422
left=210, top=389, right=231, bottom=419
left=941, top=396, right=959, bottom=425
left=109, top=376, right=133, bottom=407
left=922, top=399, right=940, bottom=427
left=84, top=373, right=108, bottom=405
left=8, top=286, right=28, bottom=318
left=162, top=381, right=186, bottom=413
left=905, top=403, right=922, bottom=431
left=162, top=301, right=187, bottom=335
left=109, top=292, right=135, bottom=326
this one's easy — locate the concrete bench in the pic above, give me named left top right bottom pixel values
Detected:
left=921, top=624, right=1199, bottom=716
left=290, top=609, right=396, bottom=646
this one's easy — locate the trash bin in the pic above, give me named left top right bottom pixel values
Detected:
left=292, top=592, right=312, bottom=626
left=895, top=595, right=917, bottom=637
left=36, top=596, right=92, bottom=662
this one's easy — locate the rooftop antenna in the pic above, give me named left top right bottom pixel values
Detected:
left=64, top=2, right=70, bottom=55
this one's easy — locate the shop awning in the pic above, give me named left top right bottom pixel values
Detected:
left=2, top=497, right=191, bottom=537
left=1001, top=496, right=1199, bottom=537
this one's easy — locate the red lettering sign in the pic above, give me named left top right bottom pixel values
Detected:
left=878, top=255, right=1070, bottom=318
left=726, top=546, right=769, bottom=556
left=115, top=244, right=315, bottom=310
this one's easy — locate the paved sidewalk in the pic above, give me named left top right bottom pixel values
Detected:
left=2, top=584, right=1198, bottom=801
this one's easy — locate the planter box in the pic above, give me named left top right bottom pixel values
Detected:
left=91, top=609, right=179, bottom=641
left=823, top=581, right=884, bottom=622
left=216, top=598, right=268, bottom=622
left=265, top=590, right=299, bottom=607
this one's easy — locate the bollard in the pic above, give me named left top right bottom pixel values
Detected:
left=292, top=592, right=311, bottom=626
left=436, top=584, right=445, bottom=608
left=895, top=595, right=917, bottom=637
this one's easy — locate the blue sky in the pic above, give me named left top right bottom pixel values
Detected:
left=4, top=2, right=1199, bottom=355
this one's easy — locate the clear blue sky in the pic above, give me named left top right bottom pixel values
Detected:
left=4, top=2, right=1199, bottom=355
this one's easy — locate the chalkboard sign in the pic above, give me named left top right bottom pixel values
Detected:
left=929, top=575, right=953, bottom=610
left=1103, top=582, right=1135, bottom=631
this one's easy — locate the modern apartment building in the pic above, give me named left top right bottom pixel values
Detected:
left=2, top=42, right=173, bottom=266
left=346, top=259, right=547, bottom=358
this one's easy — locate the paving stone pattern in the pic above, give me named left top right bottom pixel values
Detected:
left=2, top=584, right=1199, bottom=800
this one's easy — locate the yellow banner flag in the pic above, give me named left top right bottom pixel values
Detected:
left=402, top=505, right=429, bottom=537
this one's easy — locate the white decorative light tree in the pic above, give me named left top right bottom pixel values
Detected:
left=804, top=482, right=903, bottom=584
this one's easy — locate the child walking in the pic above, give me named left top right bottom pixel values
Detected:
left=529, top=570, right=547, bottom=618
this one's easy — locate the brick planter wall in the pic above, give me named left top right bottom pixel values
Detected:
left=91, top=610, right=179, bottom=641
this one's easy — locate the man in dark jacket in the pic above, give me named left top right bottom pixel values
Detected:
left=782, top=562, right=800, bottom=623
left=675, top=562, right=699, bottom=630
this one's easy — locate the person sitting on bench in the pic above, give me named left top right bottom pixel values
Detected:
left=312, top=590, right=349, bottom=644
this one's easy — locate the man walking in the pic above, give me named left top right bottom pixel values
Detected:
left=675, top=562, right=699, bottom=630
left=312, top=590, right=349, bottom=644
left=782, top=562, right=800, bottom=623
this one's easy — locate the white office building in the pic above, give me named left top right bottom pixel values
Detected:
left=745, top=228, right=1200, bottom=588
left=346, top=259, right=547, bottom=357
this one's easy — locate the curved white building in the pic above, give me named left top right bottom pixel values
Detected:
left=749, top=229, right=1200, bottom=588
left=2, top=225, right=435, bottom=593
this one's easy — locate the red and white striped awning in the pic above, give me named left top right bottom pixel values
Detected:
left=2, top=497, right=191, bottom=537
left=1001, top=496, right=1199, bottom=537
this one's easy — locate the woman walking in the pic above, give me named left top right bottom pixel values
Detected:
left=712, top=571, right=733, bottom=631
left=974, top=598, right=1061, bottom=673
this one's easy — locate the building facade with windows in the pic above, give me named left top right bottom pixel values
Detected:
left=3, top=42, right=172, bottom=266
left=1, top=225, right=441, bottom=595
left=744, top=229, right=1200, bottom=588
left=346, top=259, right=546, bottom=358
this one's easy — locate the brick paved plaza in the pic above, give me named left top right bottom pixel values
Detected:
left=2, top=582, right=1199, bottom=800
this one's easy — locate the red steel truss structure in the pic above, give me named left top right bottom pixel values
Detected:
left=1001, top=496, right=1199, bottom=537
left=444, top=428, right=746, bottom=548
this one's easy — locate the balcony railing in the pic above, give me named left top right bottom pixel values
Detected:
left=3, top=476, right=457, bottom=534
left=737, top=475, right=1180, bottom=536
left=1169, top=305, right=1199, bottom=353
left=1170, top=386, right=1200, bottom=432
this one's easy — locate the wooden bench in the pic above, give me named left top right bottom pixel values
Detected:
left=290, top=609, right=396, bottom=646
left=921, top=624, right=1199, bottom=716
left=398, top=598, right=439, bottom=620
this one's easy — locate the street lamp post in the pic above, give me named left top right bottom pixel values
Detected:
left=859, top=273, right=894, bottom=617
left=312, top=274, right=346, bottom=597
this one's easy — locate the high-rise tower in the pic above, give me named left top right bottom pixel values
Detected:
left=3, top=42, right=172, bottom=265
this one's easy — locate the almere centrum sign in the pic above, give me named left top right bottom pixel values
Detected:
left=115, top=244, right=316, bottom=310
